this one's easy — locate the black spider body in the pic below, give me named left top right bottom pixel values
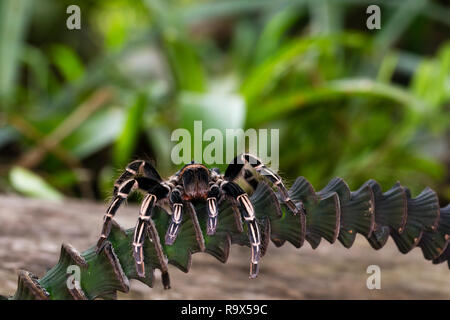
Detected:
left=96, top=154, right=303, bottom=280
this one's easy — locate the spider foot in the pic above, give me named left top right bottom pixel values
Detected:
left=165, top=201, right=182, bottom=245
left=206, top=216, right=218, bottom=235
left=135, top=263, right=145, bottom=278
left=206, top=191, right=219, bottom=236
left=162, top=272, right=171, bottom=289
left=249, top=262, right=259, bottom=279
left=249, top=244, right=261, bottom=279
left=165, top=232, right=178, bottom=245
left=132, top=246, right=146, bottom=278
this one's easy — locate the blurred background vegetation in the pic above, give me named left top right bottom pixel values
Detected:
left=0, top=0, right=449, bottom=204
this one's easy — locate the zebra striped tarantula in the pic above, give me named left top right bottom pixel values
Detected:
left=96, top=153, right=304, bottom=279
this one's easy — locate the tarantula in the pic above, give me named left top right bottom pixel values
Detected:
left=96, top=153, right=304, bottom=279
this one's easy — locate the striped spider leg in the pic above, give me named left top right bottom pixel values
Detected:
left=96, top=160, right=164, bottom=251
left=164, top=164, right=222, bottom=244
left=112, top=160, right=162, bottom=196
left=165, top=181, right=222, bottom=243
left=206, top=183, right=221, bottom=235
left=132, top=183, right=170, bottom=277
left=203, top=168, right=222, bottom=236
left=165, top=186, right=184, bottom=245
left=221, top=180, right=261, bottom=279
left=226, top=153, right=305, bottom=215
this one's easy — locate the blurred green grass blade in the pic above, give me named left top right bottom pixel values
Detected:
left=411, top=42, right=450, bottom=110
left=377, top=52, right=399, bottom=83
left=9, top=166, right=63, bottom=201
left=437, top=43, right=450, bottom=103
left=254, top=7, right=304, bottom=64
left=0, top=0, right=32, bottom=108
left=163, top=34, right=205, bottom=91
left=374, top=0, right=426, bottom=54
left=101, top=7, right=128, bottom=50
left=145, top=126, right=172, bottom=174
left=178, top=0, right=449, bottom=28
left=113, top=93, right=147, bottom=167
left=144, top=0, right=172, bottom=24
left=231, top=20, right=258, bottom=74
left=144, top=0, right=205, bottom=92
left=22, top=45, right=50, bottom=94
left=247, top=79, right=425, bottom=126
left=179, top=0, right=306, bottom=24
left=241, top=33, right=367, bottom=102
left=411, top=60, right=439, bottom=106
left=324, top=0, right=450, bottom=27
left=50, top=45, right=85, bottom=83
left=241, top=37, right=320, bottom=102
left=62, top=108, right=124, bottom=159
left=179, top=0, right=450, bottom=28
left=308, top=0, right=343, bottom=35
left=43, top=31, right=156, bottom=115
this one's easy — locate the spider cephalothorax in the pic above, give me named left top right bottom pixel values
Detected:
left=96, top=153, right=304, bottom=279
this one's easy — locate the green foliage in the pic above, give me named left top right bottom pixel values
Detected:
left=0, top=0, right=448, bottom=202
left=50, top=45, right=85, bottom=83
left=0, top=0, right=32, bottom=108
left=113, top=93, right=148, bottom=167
